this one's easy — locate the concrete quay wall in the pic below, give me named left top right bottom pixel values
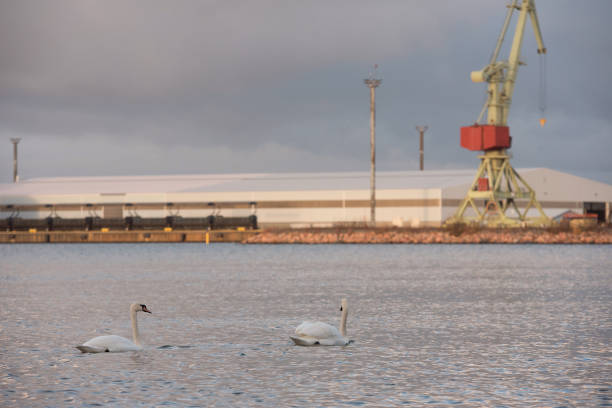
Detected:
left=3, top=227, right=611, bottom=244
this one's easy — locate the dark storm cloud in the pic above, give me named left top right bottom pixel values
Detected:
left=0, top=0, right=611, bottom=183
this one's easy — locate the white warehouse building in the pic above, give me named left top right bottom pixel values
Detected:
left=1, top=168, right=611, bottom=227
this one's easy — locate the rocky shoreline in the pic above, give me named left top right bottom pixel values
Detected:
left=244, top=226, right=612, bottom=244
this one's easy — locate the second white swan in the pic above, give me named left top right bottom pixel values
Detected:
left=76, top=303, right=152, bottom=353
left=290, top=298, right=350, bottom=346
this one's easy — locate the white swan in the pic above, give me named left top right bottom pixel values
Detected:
left=76, top=303, right=152, bottom=353
left=290, top=298, right=350, bottom=346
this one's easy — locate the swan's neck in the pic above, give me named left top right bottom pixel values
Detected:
left=340, top=307, right=348, bottom=338
left=130, top=307, right=141, bottom=346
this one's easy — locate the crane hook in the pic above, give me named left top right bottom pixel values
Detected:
left=539, top=52, right=547, bottom=127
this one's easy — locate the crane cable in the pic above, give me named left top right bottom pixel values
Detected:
left=539, top=52, right=547, bottom=127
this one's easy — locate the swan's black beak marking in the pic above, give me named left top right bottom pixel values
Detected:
left=340, top=306, right=343, bottom=311
left=141, top=304, right=152, bottom=314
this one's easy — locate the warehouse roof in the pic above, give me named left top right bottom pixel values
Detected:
left=1, top=168, right=611, bottom=203
left=0, top=169, right=483, bottom=195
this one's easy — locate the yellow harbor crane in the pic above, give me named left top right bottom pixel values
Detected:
left=447, top=0, right=551, bottom=227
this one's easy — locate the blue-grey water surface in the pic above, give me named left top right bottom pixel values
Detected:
left=1, top=243, right=611, bottom=407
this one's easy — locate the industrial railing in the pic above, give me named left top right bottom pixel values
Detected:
left=0, top=215, right=257, bottom=232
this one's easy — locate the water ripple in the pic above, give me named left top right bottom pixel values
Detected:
left=0, top=243, right=610, bottom=406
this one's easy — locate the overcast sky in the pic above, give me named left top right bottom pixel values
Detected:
left=1, top=0, right=611, bottom=184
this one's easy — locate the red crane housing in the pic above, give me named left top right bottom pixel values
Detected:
left=460, top=125, right=511, bottom=151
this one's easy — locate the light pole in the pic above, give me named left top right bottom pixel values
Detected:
left=416, top=126, right=428, bottom=171
left=10, top=138, right=21, bottom=183
left=364, top=65, right=382, bottom=227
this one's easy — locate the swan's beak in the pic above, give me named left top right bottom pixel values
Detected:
left=340, top=306, right=343, bottom=311
left=142, top=306, right=152, bottom=314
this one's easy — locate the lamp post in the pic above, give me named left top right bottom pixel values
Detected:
left=364, top=66, right=382, bottom=227
left=416, top=126, right=428, bottom=171
left=10, top=138, right=21, bottom=183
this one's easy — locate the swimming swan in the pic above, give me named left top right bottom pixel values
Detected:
left=290, top=298, right=350, bottom=346
left=76, top=303, right=152, bottom=353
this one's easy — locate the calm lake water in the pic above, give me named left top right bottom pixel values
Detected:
left=1, top=243, right=611, bottom=407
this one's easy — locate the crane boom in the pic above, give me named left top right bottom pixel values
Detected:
left=529, top=1, right=546, bottom=55
left=501, top=0, right=546, bottom=125
left=489, top=0, right=517, bottom=66
left=471, top=0, right=546, bottom=127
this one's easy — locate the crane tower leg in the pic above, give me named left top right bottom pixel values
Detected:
left=447, top=150, right=550, bottom=227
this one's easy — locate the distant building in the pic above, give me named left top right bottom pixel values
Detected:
left=1, top=168, right=611, bottom=227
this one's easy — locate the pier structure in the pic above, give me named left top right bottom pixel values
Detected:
left=0, top=229, right=254, bottom=244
